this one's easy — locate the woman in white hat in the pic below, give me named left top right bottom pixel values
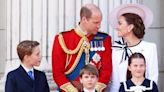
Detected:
left=107, top=4, right=158, bottom=92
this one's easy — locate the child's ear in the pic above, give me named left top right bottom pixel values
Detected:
left=24, top=55, right=29, bottom=61
left=80, top=78, right=83, bottom=84
left=128, top=66, right=131, bottom=71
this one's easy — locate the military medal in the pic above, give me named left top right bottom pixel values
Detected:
left=90, top=41, right=94, bottom=51
left=101, top=41, right=105, bottom=51
left=94, top=41, right=98, bottom=51
left=92, top=53, right=101, bottom=63
left=90, top=40, right=105, bottom=51
left=90, top=53, right=102, bottom=70
left=97, top=41, right=101, bottom=51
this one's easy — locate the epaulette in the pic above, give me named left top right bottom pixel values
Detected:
left=92, top=32, right=108, bottom=40
left=57, top=29, right=73, bottom=35
left=98, top=31, right=108, bottom=35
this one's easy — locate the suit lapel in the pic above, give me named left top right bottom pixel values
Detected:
left=18, top=65, right=34, bottom=87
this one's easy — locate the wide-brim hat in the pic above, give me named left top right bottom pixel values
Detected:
left=109, top=3, right=153, bottom=29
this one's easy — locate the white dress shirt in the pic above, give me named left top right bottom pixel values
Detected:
left=21, top=64, right=34, bottom=78
left=83, top=88, right=96, bottom=92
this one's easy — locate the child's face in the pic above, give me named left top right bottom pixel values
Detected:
left=26, top=46, right=42, bottom=67
left=128, top=58, right=146, bottom=78
left=80, top=73, right=98, bottom=90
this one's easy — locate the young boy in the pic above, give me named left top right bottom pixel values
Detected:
left=5, top=40, right=50, bottom=92
left=80, top=64, right=98, bottom=92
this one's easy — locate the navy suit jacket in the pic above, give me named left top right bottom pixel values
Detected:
left=5, top=65, right=50, bottom=92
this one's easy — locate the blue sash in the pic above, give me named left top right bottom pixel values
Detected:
left=66, top=32, right=108, bottom=80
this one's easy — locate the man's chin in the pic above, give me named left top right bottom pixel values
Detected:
left=92, top=31, right=98, bottom=35
left=87, top=31, right=98, bottom=35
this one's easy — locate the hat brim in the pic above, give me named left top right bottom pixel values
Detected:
left=109, top=4, right=153, bottom=29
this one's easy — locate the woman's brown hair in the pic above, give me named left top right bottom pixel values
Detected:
left=122, top=13, right=145, bottom=39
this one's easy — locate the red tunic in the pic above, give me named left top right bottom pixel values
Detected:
left=52, top=28, right=112, bottom=91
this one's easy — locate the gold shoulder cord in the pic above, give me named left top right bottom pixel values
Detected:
left=58, top=33, right=90, bottom=74
left=58, top=33, right=84, bottom=54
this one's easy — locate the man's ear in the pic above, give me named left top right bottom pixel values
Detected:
left=82, top=16, right=88, bottom=22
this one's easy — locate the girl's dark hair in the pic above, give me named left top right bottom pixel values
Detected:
left=126, top=53, right=146, bottom=80
left=122, top=13, right=145, bottom=39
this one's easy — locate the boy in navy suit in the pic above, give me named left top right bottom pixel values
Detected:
left=80, top=64, right=98, bottom=92
left=5, top=40, right=50, bottom=92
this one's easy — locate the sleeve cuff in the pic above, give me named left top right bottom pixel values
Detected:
left=95, top=82, right=107, bottom=92
left=60, top=82, right=78, bottom=92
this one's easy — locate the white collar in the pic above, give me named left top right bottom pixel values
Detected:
left=77, top=24, right=88, bottom=35
left=83, top=88, right=96, bottom=92
left=123, top=80, right=153, bottom=92
left=21, top=64, right=34, bottom=73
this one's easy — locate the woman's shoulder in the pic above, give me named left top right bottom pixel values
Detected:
left=138, top=40, right=157, bottom=50
left=141, top=40, right=156, bottom=46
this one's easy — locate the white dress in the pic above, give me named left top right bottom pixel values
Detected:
left=108, top=40, right=158, bottom=92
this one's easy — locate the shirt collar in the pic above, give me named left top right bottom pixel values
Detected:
left=77, top=24, right=88, bottom=35
left=83, top=88, right=96, bottom=92
left=21, top=63, right=34, bottom=73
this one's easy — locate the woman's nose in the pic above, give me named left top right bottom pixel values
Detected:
left=116, top=24, right=120, bottom=29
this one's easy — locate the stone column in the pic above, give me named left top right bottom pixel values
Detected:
left=143, top=0, right=164, bottom=91
left=0, top=0, right=6, bottom=91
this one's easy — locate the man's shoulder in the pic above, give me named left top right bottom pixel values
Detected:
left=58, top=29, right=75, bottom=36
left=54, top=29, right=76, bottom=41
left=97, top=32, right=111, bottom=38
left=93, top=32, right=111, bottom=41
left=97, top=31, right=109, bottom=36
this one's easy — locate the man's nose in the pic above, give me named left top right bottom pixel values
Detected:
left=97, top=24, right=101, bottom=29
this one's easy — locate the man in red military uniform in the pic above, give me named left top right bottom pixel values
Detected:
left=52, top=3, right=112, bottom=92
